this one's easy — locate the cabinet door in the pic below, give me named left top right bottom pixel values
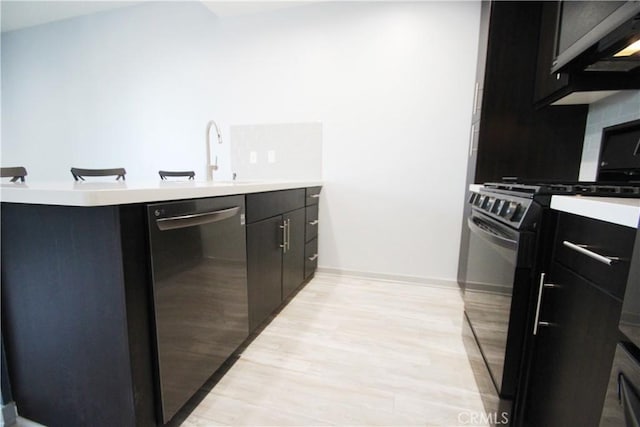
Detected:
left=247, top=216, right=283, bottom=333
left=534, top=1, right=570, bottom=104
left=524, top=262, right=622, bottom=427
left=282, top=208, right=305, bottom=300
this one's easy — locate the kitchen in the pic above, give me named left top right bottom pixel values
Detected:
left=0, top=1, right=639, bottom=426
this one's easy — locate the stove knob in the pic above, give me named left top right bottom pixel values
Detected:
left=494, top=199, right=507, bottom=215
left=485, top=197, right=495, bottom=211
left=504, top=201, right=520, bottom=219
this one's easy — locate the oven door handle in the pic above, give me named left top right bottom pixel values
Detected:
left=156, top=206, right=240, bottom=231
left=619, top=373, right=640, bottom=427
left=467, top=216, right=518, bottom=250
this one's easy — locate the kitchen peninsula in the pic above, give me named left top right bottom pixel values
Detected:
left=1, top=180, right=322, bottom=426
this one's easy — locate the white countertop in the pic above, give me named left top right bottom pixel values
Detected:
left=0, top=180, right=323, bottom=207
left=551, top=195, right=640, bottom=228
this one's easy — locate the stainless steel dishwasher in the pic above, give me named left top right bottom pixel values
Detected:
left=146, top=195, right=248, bottom=423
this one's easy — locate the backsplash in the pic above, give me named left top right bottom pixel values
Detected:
left=579, top=90, right=640, bottom=181
left=230, top=122, right=322, bottom=181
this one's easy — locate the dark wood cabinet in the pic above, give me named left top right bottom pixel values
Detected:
left=247, top=215, right=285, bottom=333
left=246, top=187, right=320, bottom=333
left=524, top=262, right=622, bottom=427
left=473, top=1, right=588, bottom=184
left=1, top=203, right=156, bottom=427
left=534, top=1, right=570, bottom=104
left=522, top=212, right=636, bottom=426
left=458, top=1, right=588, bottom=288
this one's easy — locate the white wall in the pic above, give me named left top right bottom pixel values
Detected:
left=1, top=1, right=481, bottom=285
left=579, top=90, right=640, bottom=181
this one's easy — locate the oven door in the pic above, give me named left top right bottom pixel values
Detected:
left=464, top=209, right=523, bottom=397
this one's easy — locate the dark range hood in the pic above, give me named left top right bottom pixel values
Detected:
left=553, top=1, right=640, bottom=73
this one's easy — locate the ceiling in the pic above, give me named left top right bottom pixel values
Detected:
left=1, top=1, right=310, bottom=33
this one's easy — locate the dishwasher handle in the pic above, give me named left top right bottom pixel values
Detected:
left=156, top=206, right=240, bottom=231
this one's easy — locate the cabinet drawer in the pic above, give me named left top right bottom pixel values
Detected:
left=554, top=212, right=636, bottom=299
left=305, top=187, right=322, bottom=206
left=305, top=205, right=319, bottom=242
left=305, top=238, right=318, bottom=279
left=246, top=189, right=305, bottom=224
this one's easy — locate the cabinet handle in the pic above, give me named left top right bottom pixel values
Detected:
left=310, top=194, right=320, bottom=199
left=468, top=123, right=479, bottom=158
left=562, top=241, right=619, bottom=266
left=533, top=273, right=545, bottom=336
left=309, top=220, right=319, bottom=226
left=472, top=81, right=480, bottom=115
left=286, top=218, right=291, bottom=251
left=308, top=254, right=318, bottom=261
left=533, top=273, right=557, bottom=335
left=279, top=222, right=287, bottom=253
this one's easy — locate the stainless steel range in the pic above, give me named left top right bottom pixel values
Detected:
left=461, top=180, right=640, bottom=425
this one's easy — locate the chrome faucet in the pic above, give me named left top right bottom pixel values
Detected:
left=206, top=120, right=223, bottom=181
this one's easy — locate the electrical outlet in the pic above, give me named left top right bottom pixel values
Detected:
left=267, top=150, right=276, bottom=163
left=249, top=151, right=257, bottom=164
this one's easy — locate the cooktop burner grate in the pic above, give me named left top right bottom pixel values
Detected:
left=483, top=181, right=640, bottom=198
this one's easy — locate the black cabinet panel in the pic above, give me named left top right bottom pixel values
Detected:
left=522, top=211, right=635, bottom=427
left=534, top=2, right=571, bottom=103
left=247, top=216, right=284, bottom=333
left=283, top=208, right=305, bottom=300
left=0, top=204, right=142, bottom=427
left=246, top=189, right=305, bottom=224
left=524, top=262, right=622, bottom=427
left=474, top=2, right=587, bottom=183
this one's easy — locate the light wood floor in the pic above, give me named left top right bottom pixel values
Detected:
left=179, top=273, right=489, bottom=426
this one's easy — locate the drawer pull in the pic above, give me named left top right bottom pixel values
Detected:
left=308, top=254, right=319, bottom=261
left=308, top=220, right=319, bottom=226
left=562, top=241, right=620, bottom=266
left=310, top=194, right=320, bottom=199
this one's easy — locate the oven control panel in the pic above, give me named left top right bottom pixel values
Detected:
left=468, top=190, right=538, bottom=229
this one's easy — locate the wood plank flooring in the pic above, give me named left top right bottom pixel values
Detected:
left=179, top=273, right=489, bottom=426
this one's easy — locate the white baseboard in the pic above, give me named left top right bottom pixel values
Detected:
left=316, top=267, right=460, bottom=289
